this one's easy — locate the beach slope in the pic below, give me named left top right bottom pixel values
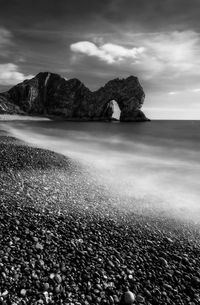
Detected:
left=0, top=131, right=200, bottom=304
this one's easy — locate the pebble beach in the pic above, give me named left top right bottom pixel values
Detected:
left=0, top=130, right=200, bottom=305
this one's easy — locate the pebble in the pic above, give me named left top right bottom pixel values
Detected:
left=43, top=283, right=50, bottom=291
left=54, top=274, right=62, bottom=283
left=49, top=273, right=55, bottom=279
left=122, top=290, right=136, bottom=304
left=159, top=257, right=169, bottom=268
left=165, top=237, right=173, bottom=243
left=137, top=294, right=145, bottom=303
left=1, top=290, right=8, bottom=297
left=55, top=285, right=61, bottom=293
left=20, top=289, right=26, bottom=297
left=0, top=135, right=200, bottom=305
left=35, top=243, right=44, bottom=250
left=32, top=272, right=38, bottom=279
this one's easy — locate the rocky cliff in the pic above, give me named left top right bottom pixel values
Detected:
left=0, top=72, right=149, bottom=121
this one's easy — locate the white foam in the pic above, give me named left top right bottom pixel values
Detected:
left=0, top=115, right=50, bottom=121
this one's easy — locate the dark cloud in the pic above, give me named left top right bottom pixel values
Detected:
left=103, top=0, right=200, bottom=31
left=1, top=0, right=200, bottom=32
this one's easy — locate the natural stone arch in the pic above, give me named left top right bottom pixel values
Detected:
left=93, top=76, right=147, bottom=121
left=0, top=72, right=149, bottom=121
left=101, top=99, right=121, bottom=120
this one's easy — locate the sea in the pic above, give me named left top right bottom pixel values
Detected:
left=1, top=117, right=200, bottom=224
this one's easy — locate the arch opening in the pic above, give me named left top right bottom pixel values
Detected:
left=102, top=100, right=121, bottom=121
left=111, top=100, right=121, bottom=120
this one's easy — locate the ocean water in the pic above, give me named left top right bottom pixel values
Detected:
left=1, top=119, right=200, bottom=224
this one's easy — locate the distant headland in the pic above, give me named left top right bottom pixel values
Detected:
left=0, top=72, right=149, bottom=122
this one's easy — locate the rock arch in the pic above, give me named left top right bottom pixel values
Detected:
left=0, top=72, right=149, bottom=121
left=92, top=76, right=147, bottom=121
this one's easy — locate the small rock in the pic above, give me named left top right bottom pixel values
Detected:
left=163, top=283, right=173, bottom=290
left=108, top=260, right=115, bottom=268
left=1, top=272, right=7, bottom=279
left=20, top=289, right=26, bottom=297
left=55, top=274, right=62, bottom=283
left=61, top=265, right=66, bottom=273
left=122, top=290, right=136, bottom=304
left=113, top=295, right=119, bottom=303
left=32, top=272, right=38, bottom=280
left=137, top=294, right=145, bottom=303
left=55, top=285, right=61, bottom=293
left=1, top=290, right=8, bottom=297
left=165, top=237, right=173, bottom=243
left=49, top=273, right=55, bottom=279
left=128, top=274, right=134, bottom=280
left=39, top=259, right=45, bottom=266
left=159, top=257, right=169, bottom=268
left=144, top=288, right=151, bottom=297
left=35, top=242, right=43, bottom=250
left=191, top=276, right=200, bottom=286
left=43, top=283, right=50, bottom=291
left=109, top=295, right=114, bottom=303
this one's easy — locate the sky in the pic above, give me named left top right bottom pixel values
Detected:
left=0, top=0, right=200, bottom=119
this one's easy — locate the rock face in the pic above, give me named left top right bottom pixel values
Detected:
left=0, top=72, right=149, bottom=121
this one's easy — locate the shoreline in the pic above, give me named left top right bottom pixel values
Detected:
left=0, top=131, right=200, bottom=304
left=0, top=113, right=150, bottom=122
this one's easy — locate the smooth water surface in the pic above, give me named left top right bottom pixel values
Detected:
left=1, top=119, right=200, bottom=223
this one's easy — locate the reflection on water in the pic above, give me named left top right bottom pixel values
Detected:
left=1, top=120, right=200, bottom=223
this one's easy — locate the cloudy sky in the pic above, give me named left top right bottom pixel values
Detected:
left=1, top=0, right=200, bottom=119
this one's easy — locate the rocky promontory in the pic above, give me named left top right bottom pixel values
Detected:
left=0, top=72, right=149, bottom=121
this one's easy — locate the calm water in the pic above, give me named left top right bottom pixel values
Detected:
left=1, top=119, right=200, bottom=223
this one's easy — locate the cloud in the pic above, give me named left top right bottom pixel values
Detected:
left=191, top=88, right=200, bottom=93
left=168, top=88, right=200, bottom=95
left=145, top=31, right=199, bottom=72
left=69, top=30, right=200, bottom=93
left=70, top=41, right=145, bottom=64
left=168, top=91, right=179, bottom=95
left=0, top=63, right=34, bottom=86
left=0, top=27, right=12, bottom=56
left=120, top=30, right=200, bottom=79
left=1, top=0, right=200, bottom=34
left=70, top=31, right=200, bottom=80
left=108, top=30, right=200, bottom=93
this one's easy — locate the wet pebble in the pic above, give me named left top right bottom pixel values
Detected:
left=20, top=289, right=26, bottom=297
left=35, top=243, right=43, bottom=251
left=0, top=135, right=200, bottom=305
